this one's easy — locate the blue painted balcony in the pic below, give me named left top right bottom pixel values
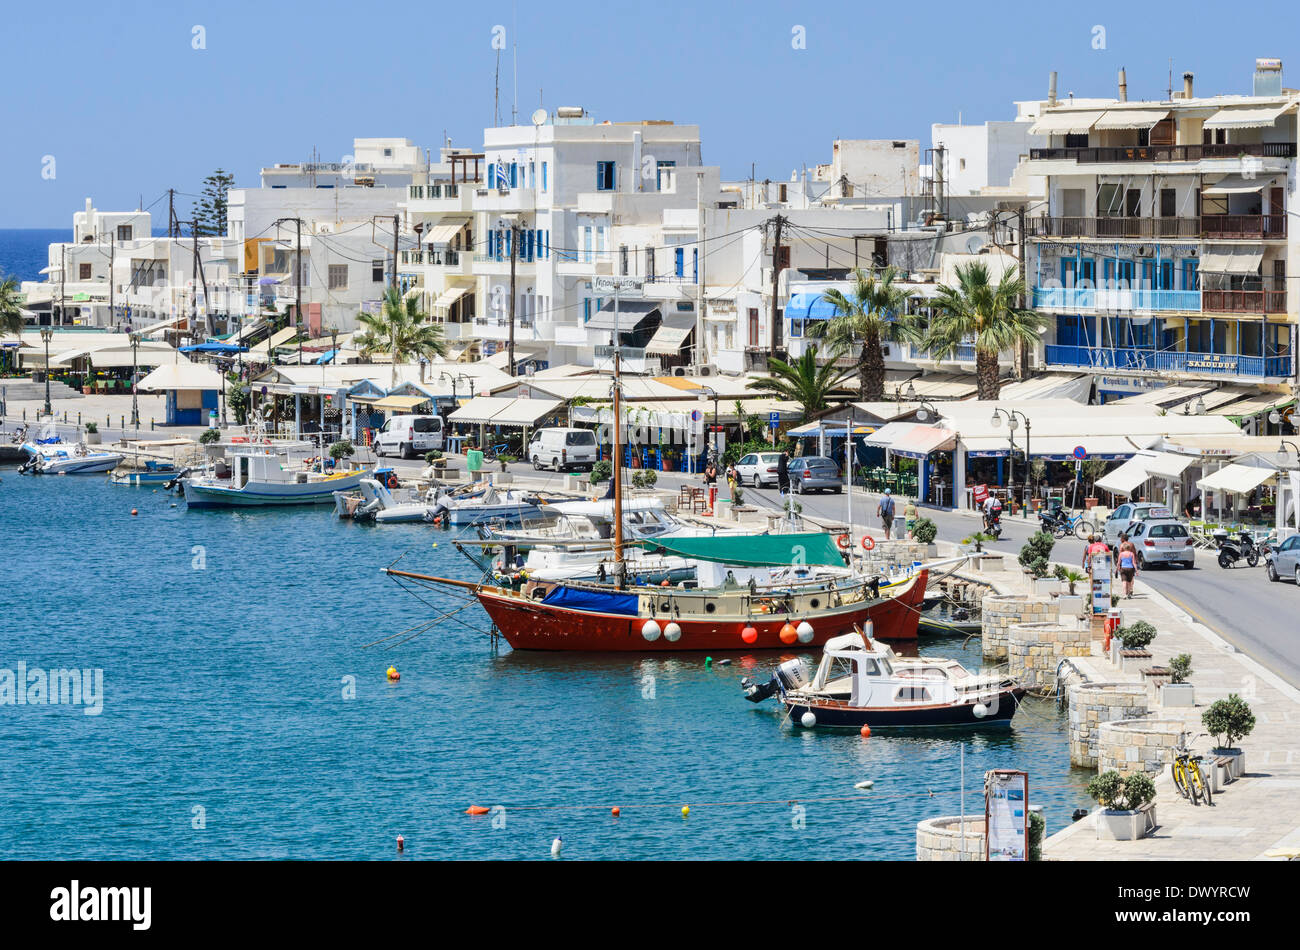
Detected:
left=1034, top=287, right=1201, bottom=312
left=1045, top=345, right=1292, bottom=379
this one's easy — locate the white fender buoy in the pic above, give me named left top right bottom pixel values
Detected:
left=551, top=837, right=562, bottom=857
left=663, top=621, right=682, bottom=643
left=854, top=780, right=875, bottom=790
left=796, top=621, right=814, bottom=644
left=641, top=620, right=661, bottom=642
left=973, top=703, right=988, bottom=719
left=800, top=711, right=817, bottom=728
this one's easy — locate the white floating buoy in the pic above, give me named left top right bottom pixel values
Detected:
left=641, top=620, right=661, bottom=642
left=663, top=621, right=682, bottom=643
left=550, top=837, right=563, bottom=858
left=973, top=703, right=988, bottom=719
left=800, top=711, right=817, bottom=728
left=854, top=780, right=875, bottom=790
left=796, top=621, right=814, bottom=644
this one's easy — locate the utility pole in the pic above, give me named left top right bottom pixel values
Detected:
left=59, top=244, right=65, bottom=326
left=296, top=217, right=303, bottom=364
left=507, top=221, right=519, bottom=377
left=768, top=214, right=785, bottom=370
left=1016, top=205, right=1029, bottom=379
left=167, top=189, right=175, bottom=239
left=696, top=171, right=708, bottom=370
left=191, top=226, right=198, bottom=335
left=391, top=214, right=399, bottom=291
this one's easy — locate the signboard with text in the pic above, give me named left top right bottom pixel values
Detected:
left=1091, top=550, right=1113, bottom=615
left=985, top=770, right=1029, bottom=861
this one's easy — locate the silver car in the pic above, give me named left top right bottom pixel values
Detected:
left=735, top=452, right=783, bottom=488
left=788, top=456, right=843, bottom=494
left=1266, top=534, right=1300, bottom=584
left=1103, top=501, right=1173, bottom=546
left=1125, top=519, right=1195, bottom=569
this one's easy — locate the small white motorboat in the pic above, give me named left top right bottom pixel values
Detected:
left=22, top=441, right=125, bottom=475
left=426, top=481, right=541, bottom=526
left=338, top=477, right=441, bottom=523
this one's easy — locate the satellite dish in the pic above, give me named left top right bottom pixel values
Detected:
left=965, top=235, right=986, bottom=253
left=531, top=108, right=547, bottom=127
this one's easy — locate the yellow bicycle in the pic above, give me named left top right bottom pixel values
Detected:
left=1172, top=731, right=1213, bottom=806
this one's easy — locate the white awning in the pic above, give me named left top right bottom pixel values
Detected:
left=1028, top=110, right=1106, bottom=135
left=133, top=314, right=188, bottom=337
left=137, top=360, right=223, bottom=392
left=1203, top=175, right=1268, bottom=196
left=422, top=221, right=469, bottom=245
left=644, top=312, right=696, bottom=355
left=1094, top=108, right=1169, bottom=130
left=246, top=326, right=298, bottom=359
left=1096, top=457, right=1152, bottom=495
left=862, top=422, right=916, bottom=448
left=1140, top=451, right=1194, bottom=478
left=1200, top=245, right=1263, bottom=275
left=433, top=286, right=469, bottom=309
left=229, top=320, right=265, bottom=344
left=863, top=423, right=955, bottom=458
left=1029, top=435, right=1157, bottom=459
left=1203, top=104, right=1294, bottom=130
left=447, top=395, right=564, bottom=427
left=1197, top=463, right=1277, bottom=494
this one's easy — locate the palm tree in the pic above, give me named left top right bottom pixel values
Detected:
left=747, top=344, right=854, bottom=422
left=923, top=261, right=1045, bottom=400
left=353, top=286, right=448, bottom=387
left=1, top=275, right=25, bottom=336
left=809, top=266, right=920, bottom=402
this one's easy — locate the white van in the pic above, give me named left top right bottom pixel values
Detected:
left=375, top=414, right=444, bottom=458
left=529, top=428, right=598, bottom=472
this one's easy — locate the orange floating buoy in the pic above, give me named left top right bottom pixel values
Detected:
left=779, top=623, right=798, bottom=645
left=862, top=535, right=876, bottom=551
left=741, top=625, right=758, bottom=645
left=465, top=805, right=490, bottom=815
left=611, top=807, right=620, bottom=817
left=386, top=666, right=400, bottom=681
left=130, top=509, right=138, bottom=516
left=660, top=579, right=671, bottom=587
left=860, top=725, right=872, bottom=738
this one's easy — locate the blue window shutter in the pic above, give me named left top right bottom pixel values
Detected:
left=510, top=163, right=518, bottom=187
left=542, top=162, right=548, bottom=191
left=693, top=249, right=698, bottom=282
left=488, top=231, right=495, bottom=258
left=488, top=165, right=495, bottom=189
left=675, top=248, right=684, bottom=277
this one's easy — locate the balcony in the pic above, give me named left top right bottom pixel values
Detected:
left=1033, top=287, right=1201, bottom=312
left=1202, top=289, right=1287, bottom=314
left=1200, top=214, right=1287, bottom=239
left=1045, top=344, right=1292, bottom=378
left=1028, top=216, right=1200, bottom=239
left=1029, top=142, right=1297, bottom=163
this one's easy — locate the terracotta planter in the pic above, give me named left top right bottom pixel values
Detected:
left=1085, top=497, right=1099, bottom=509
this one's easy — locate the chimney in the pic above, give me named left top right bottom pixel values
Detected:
left=1118, top=68, right=1128, bottom=102
left=1048, top=71, right=1058, bottom=107
left=1183, top=72, right=1194, bottom=99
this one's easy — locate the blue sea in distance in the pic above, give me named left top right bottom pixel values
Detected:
left=0, top=229, right=71, bottom=283
left=0, top=474, right=1093, bottom=860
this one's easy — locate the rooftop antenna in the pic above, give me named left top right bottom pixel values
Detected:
left=1168, top=58, right=1173, bottom=101
left=511, top=0, right=518, bottom=126
left=493, top=49, right=501, bottom=126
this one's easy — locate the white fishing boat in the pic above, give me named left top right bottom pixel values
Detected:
left=181, top=442, right=370, bottom=508
left=426, top=481, right=541, bottom=526
left=335, top=476, right=441, bottom=524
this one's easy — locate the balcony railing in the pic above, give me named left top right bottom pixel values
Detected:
left=1029, top=142, right=1297, bottom=163
left=1028, top=216, right=1200, bottom=239
left=1045, top=344, right=1291, bottom=378
left=400, top=250, right=461, bottom=267
left=1033, top=287, right=1201, bottom=312
left=407, top=183, right=464, bottom=200
left=1200, top=214, right=1287, bottom=239
left=1202, top=289, right=1287, bottom=313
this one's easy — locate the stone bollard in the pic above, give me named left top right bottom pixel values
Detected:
left=1097, top=718, right=1185, bottom=776
left=1067, top=682, right=1151, bottom=768
left=916, top=816, right=987, bottom=861
left=980, top=593, right=1059, bottom=660
left=1007, top=620, right=1093, bottom=692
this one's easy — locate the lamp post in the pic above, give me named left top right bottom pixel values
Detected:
left=40, top=327, right=54, bottom=417
left=912, top=398, right=941, bottom=423
left=990, top=408, right=1032, bottom=514
left=128, top=331, right=141, bottom=431
left=1281, top=439, right=1300, bottom=458
left=699, top=385, right=719, bottom=465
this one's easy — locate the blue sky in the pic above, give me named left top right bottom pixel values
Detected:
left=2, top=0, right=1298, bottom=226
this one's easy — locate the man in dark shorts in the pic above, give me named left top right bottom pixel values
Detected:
left=877, top=489, right=896, bottom=537
left=777, top=451, right=790, bottom=495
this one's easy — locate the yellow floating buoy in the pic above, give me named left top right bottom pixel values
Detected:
left=386, top=666, right=400, bottom=681
left=681, top=805, right=690, bottom=818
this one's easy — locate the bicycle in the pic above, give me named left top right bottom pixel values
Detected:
left=481, top=442, right=512, bottom=462
left=1171, top=731, right=1213, bottom=806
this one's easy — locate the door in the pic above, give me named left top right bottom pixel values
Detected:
left=1061, top=189, right=1084, bottom=219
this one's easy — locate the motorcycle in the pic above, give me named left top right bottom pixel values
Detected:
left=983, top=507, right=1004, bottom=540
left=1038, top=506, right=1067, bottom=537
left=1214, top=529, right=1260, bottom=569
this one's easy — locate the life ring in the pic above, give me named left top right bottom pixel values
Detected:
left=231, top=436, right=249, bottom=444
left=861, top=535, right=876, bottom=551
left=836, top=533, right=851, bottom=550
left=386, top=474, right=400, bottom=489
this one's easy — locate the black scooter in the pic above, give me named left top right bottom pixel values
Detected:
left=1214, top=529, right=1259, bottom=569
left=984, top=508, right=1004, bottom=540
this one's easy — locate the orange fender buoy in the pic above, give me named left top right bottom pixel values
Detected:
left=741, top=625, right=758, bottom=645
left=611, top=807, right=620, bottom=817
left=779, top=623, right=798, bottom=645
left=130, top=509, right=138, bottom=516
left=862, top=534, right=876, bottom=551
left=465, top=805, right=490, bottom=815
left=860, top=725, right=872, bottom=738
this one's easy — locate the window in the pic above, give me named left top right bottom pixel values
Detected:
left=1149, top=524, right=1188, bottom=539
left=541, top=162, right=548, bottom=192
left=1160, top=189, right=1176, bottom=218
left=675, top=247, right=684, bottom=278
left=583, top=227, right=593, bottom=263
left=1097, top=184, right=1124, bottom=217
left=566, top=431, right=596, bottom=446
left=656, top=160, right=675, bottom=191
left=692, top=248, right=698, bottom=283
left=372, top=260, right=384, bottom=283
left=510, top=163, right=518, bottom=188
left=116, top=225, right=132, bottom=241
left=596, top=161, right=616, bottom=191
left=895, top=687, right=933, bottom=702
left=79, top=263, right=92, bottom=280
left=383, top=148, right=393, bottom=158
left=1064, top=133, right=1089, bottom=148
left=748, top=307, right=760, bottom=346
left=488, top=165, right=495, bottom=189
left=645, top=246, right=655, bottom=280
left=412, top=417, right=441, bottom=433
left=328, top=264, right=348, bottom=290
left=619, top=245, right=629, bottom=276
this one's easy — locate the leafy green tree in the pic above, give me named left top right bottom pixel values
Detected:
left=1, top=275, right=25, bottom=336
left=746, top=344, right=853, bottom=422
left=810, top=266, right=920, bottom=401
left=1202, top=694, right=1256, bottom=750
left=353, top=287, right=448, bottom=387
left=194, top=170, right=235, bottom=236
left=226, top=370, right=250, bottom=425
left=923, top=261, right=1045, bottom=399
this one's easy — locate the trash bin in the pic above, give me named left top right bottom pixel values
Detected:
left=467, top=449, right=484, bottom=477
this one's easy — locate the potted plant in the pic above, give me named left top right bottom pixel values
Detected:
left=1159, top=654, right=1195, bottom=708
left=1018, top=531, right=1055, bottom=580
left=330, top=439, right=356, bottom=462
left=83, top=421, right=101, bottom=445
left=1088, top=770, right=1157, bottom=841
left=590, top=460, right=613, bottom=484
left=496, top=453, right=516, bottom=473
left=1115, top=620, right=1156, bottom=672
left=962, top=531, right=994, bottom=554
left=1202, top=694, right=1255, bottom=779
left=631, top=469, right=658, bottom=491
left=912, top=517, right=939, bottom=557
left=198, top=428, right=221, bottom=445
left=423, top=449, right=447, bottom=474
left=1052, top=565, right=1087, bottom=617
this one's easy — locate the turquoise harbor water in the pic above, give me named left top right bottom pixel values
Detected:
left=0, top=473, right=1093, bottom=859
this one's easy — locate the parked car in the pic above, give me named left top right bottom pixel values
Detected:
left=1265, top=534, right=1300, bottom=584
left=735, top=452, right=783, bottom=488
left=1103, top=501, right=1173, bottom=546
left=787, top=456, right=842, bottom=494
left=528, top=428, right=598, bottom=472
left=374, top=414, right=444, bottom=459
left=1125, top=519, right=1196, bottom=569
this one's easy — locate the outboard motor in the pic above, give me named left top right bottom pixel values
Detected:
left=742, top=657, right=809, bottom=703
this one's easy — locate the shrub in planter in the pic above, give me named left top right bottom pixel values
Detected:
left=1018, top=530, right=1056, bottom=578
left=84, top=421, right=98, bottom=434
left=631, top=469, right=658, bottom=490
left=1053, top=565, right=1087, bottom=596
left=199, top=429, right=221, bottom=445
left=590, top=460, right=613, bottom=484
left=1169, top=654, right=1192, bottom=684
left=1202, top=694, right=1256, bottom=750
left=962, top=531, right=993, bottom=553
left=423, top=449, right=444, bottom=464
left=496, top=454, right=516, bottom=471
left=911, top=517, right=938, bottom=545
left=1028, top=810, right=1045, bottom=861
left=329, top=440, right=356, bottom=461
left=731, top=485, right=745, bottom=506
left=1116, top=620, right=1157, bottom=651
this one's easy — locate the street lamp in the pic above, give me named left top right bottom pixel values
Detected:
left=128, top=331, right=141, bottom=430
left=1280, top=439, right=1300, bottom=458
left=40, top=327, right=54, bottom=418
left=990, top=407, right=1032, bottom=513
left=913, top=398, right=941, bottom=423
left=698, top=385, right=719, bottom=465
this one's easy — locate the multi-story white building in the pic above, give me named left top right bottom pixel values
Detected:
left=1023, top=62, right=1298, bottom=403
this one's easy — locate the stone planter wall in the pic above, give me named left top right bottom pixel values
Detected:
left=1007, top=620, right=1093, bottom=691
left=916, top=816, right=987, bottom=861
left=1067, top=683, right=1151, bottom=768
left=981, top=594, right=1059, bottom=660
left=1097, top=718, right=1186, bottom=776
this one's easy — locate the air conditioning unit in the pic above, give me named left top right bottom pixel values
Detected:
left=694, top=365, right=714, bottom=377
left=672, top=366, right=689, bottom=377
left=1137, top=245, right=1153, bottom=257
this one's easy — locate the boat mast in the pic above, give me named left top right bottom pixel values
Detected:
left=602, top=275, right=640, bottom=591
left=846, top=405, right=854, bottom=570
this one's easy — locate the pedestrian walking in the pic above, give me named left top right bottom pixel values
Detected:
left=1117, top=533, right=1138, bottom=598
left=776, top=451, right=790, bottom=495
left=703, top=460, right=718, bottom=511
left=877, top=489, right=896, bottom=538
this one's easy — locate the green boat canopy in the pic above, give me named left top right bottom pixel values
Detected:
left=636, top=532, right=846, bottom=567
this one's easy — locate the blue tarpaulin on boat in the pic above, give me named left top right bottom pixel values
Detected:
left=542, top=585, right=640, bottom=615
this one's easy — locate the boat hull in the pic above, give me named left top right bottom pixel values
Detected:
left=183, top=471, right=368, bottom=507
left=35, top=454, right=124, bottom=474
left=477, top=570, right=927, bottom=651
left=784, top=687, right=1025, bottom=728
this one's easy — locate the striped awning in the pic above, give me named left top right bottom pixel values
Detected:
left=1094, top=108, right=1169, bottom=130
left=1029, top=110, right=1106, bottom=135
left=1203, top=103, right=1295, bottom=130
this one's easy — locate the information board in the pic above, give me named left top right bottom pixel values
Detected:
left=1090, top=550, right=1113, bottom=615
left=985, top=769, right=1029, bottom=861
